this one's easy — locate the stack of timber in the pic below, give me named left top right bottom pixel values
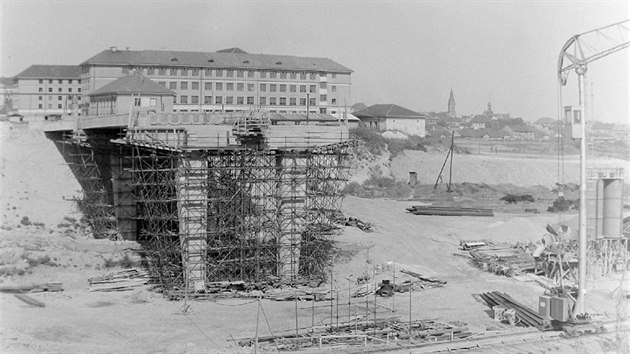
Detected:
left=480, top=291, right=551, bottom=329
left=400, top=269, right=447, bottom=288
left=469, top=244, right=536, bottom=276
left=407, top=205, right=494, bottom=217
left=88, top=268, right=152, bottom=292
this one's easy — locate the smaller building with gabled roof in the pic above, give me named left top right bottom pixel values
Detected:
left=354, top=104, right=426, bottom=137
left=87, top=73, right=175, bottom=116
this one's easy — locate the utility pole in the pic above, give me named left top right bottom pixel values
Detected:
left=306, top=93, right=310, bottom=123
left=576, top=67, right=587, bottom=315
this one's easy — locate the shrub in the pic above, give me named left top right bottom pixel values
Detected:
left=349, top=127, right=387, bottom=155
left=20, top=216, right=31, bottom=226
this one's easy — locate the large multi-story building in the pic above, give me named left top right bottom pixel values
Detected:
left=13, top=65, right=82, bottom=118
left=79, top=47, right=352, bottom=116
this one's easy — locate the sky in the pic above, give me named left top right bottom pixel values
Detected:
left=1, top=0, right=628, bottom=123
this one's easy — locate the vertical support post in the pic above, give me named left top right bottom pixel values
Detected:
left=576, top=70, right=587, bottom=315
left=448, top=131, right=454, bottom=192
left=110, top=153, right=137, bottom=240
left=176, top=153, right=208, bottom=291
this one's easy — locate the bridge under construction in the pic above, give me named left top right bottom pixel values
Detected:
left=44, top=111, right=353, bottom=292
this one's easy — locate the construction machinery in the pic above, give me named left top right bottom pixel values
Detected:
left=557, top=19, right=629, bottom=316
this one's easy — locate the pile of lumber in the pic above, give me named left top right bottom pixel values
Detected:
left=88, top=268, right=152, bottom=292
left=407, top=206, right=494, bottom=217
left=480, top=291, right=550, bottom=329
left=469, top=244, right=536, bottom=276
left=400, top=269, right=447, bottom=288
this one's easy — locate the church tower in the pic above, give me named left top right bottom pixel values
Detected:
left=447, top=89, right=456, bottom=118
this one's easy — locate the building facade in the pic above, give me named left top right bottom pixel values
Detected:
left=354, top=104, right=426, bottom=137
left=13, top=65, right=82, bottom=119
left=79, top=47, right=352, bottom=116
left=87, top=73, right=175, bottom=116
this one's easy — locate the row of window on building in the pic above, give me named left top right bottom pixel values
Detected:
left=122, top=67, right=339, bottom=80
left=38, top=87, right=82, bottom=93
left=37, top=95, right=81, bottom=101
left=175, top=95, right=337, bottom=106
left=38, top=79, right=78, bottom=85
left=158, top=81, right=338, bottom=93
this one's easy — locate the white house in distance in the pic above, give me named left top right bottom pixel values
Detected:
left=87, top=73, right=175, bottom=116
left=354, top=104, right=426, bottom=137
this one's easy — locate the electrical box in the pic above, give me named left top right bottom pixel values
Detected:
left=550, top=296, right=571, bottom=322
left=538, top=295, right=551, bottom=318
left=571, top=109, right=583, bottom=139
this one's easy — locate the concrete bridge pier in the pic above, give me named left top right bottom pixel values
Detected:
left=176, top=153, right=208, bottom=291
left=110, top=153, right=137, bottom=240
left=275, top=152, right=307, bottom=282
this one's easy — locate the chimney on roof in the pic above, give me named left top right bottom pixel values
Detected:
left=110, top=46, right=118, bottom=52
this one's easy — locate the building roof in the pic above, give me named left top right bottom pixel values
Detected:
left=471, top=115, right=491, bottom=123
left=81, top=48, right=353, bottom=74
left=354, top=104, right=422, bottom=119
left=89, top=73, right=175, bottom=96
left=15, top=65, right=81, bottom=79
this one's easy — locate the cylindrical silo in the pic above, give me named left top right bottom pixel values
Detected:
left=586, top=179, right=603, bottom=239
left=602, top=179, right=623, bottom=237
left=596, top=179, right=604, bottom=237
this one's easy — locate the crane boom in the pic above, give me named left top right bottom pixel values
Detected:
left=558, top=19, right=629, bottom=85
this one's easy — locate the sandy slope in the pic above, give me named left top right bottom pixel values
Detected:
left=0, top=122, right=82, bottom=227
left=390, top=150, right=628, bottom=187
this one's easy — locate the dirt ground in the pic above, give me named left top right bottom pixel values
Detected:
left=1, top=122, right=629, bottom=353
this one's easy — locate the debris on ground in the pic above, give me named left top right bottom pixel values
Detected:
left=88, top=268, right=153, bottom=292
left=238, top=318, right=473, bottom=351
left=14, top=293, right=46, bottom=308
left=468, top=243, right=536, bottom=277
left=460, top=240, right=491, bottom=250
left=0, top=282, right=63, bottom=293
left=500, top=194, right=535, bottom=204
left=407, top=205, right=494, bottom=217
left=334, top=211, right=373, bottom=231
left=399, top=269, right=447, bottom=286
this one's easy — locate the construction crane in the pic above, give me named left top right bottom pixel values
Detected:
left=557, top=19, right=629, bottom=316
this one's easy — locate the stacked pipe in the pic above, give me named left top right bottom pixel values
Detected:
left=480, top=291, right=551, bottom=330
left=407, top=206, right=494, bottom=217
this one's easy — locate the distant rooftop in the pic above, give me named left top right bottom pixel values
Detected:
left=354, top=104, right=423, bottom=119
left=15, top=65, right=81, bottom=79
left=89, top=73, right=175, bottom=96
left=81, top=48, right=353, bottom=74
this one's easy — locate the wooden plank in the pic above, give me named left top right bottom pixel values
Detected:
left=14, top=294, right=46, bottom=307
left=0, top=282, right=63, bottom=293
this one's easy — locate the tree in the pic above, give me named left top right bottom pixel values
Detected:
left=351, top=102, right=368, bottom=112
